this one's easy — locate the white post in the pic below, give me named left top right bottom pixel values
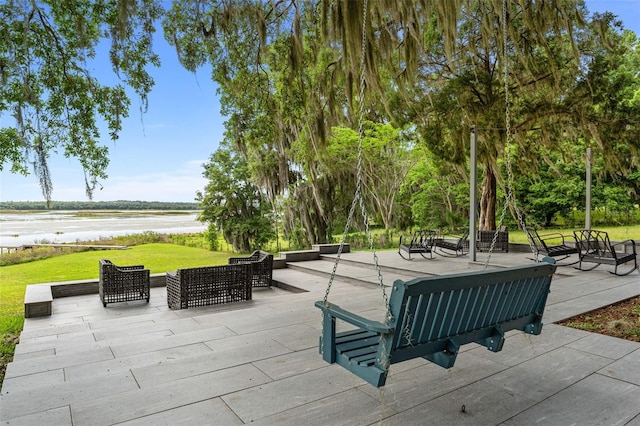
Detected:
left=469, top=127, right=477, bottom=262
left=586, top=147, right=592, bottom=230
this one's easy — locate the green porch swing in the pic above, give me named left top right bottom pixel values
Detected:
left=314, top=0, right=558, bottom=388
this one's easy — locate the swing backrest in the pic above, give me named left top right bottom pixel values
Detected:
left=384, top=258, right=557, bottom=365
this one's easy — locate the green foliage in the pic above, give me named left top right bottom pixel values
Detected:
left=345, top=229, right=398, bottom=250
left=164, top=1, right=639, bottom=243
left=400, top=153, right=469, bottom=230
left=558, top=206, right=640, bottom=229
left=287, top=227, right=311, bottom=251
left=165, top=1, right=355, bottom=246
left=0, top=0, right=163, bottom=205
left=0, top=313, right=22, bottom=387
left=563, top=321, right=600, bottom=332
left=327, top=122, right=418, bottom=230
left=204, top=223, right=220, bottom=251
left=515, top=138, right=640, bottom=228
left=198, top=145, right=275, bottom=252
left=516, top=146, right=585, bottom=227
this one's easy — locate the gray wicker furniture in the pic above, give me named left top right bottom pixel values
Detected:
left=228, top=250, right=274, bottom=287
left=99, top=259, right=150, bottom=307
left=166, top=263, right=252, bottom=310
left=476, top=227, right=509, bottom=252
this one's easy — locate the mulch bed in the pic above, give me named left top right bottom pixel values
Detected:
left=557, top=295, right=640, bottom=342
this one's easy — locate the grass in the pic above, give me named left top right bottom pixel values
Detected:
left=504, top=225, right=639, bottom=244
left=0, top=243, right=236, bottom=386
left=0, top=243, right=234, bottom=316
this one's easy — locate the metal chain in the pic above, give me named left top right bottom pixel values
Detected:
left=484, top=0, right=536, bottom=267
left=323, top=0, right=389, bottom=313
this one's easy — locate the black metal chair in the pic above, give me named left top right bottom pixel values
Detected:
left=524, top=227, right=578, bottom=264
left=398, top=229, right=436, bottom=260
left=434, top=228, right=469, bottom=257
left=573, top=229, right=638, bottom=276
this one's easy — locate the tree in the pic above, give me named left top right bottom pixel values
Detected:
left=164, top=1, right=360, bottom=244
left=572, top=27, right=640, bottom=193
left=327, top=122, right=417, bottom=230
left=197, top=145, right=274, bottom=252
left=0, top=0, right=162, bottom=205
left=164, top=1, right=638, bottom=237
left=401, top=152, right=470, bottom=230
left=516, top=144, right=586, bottom=227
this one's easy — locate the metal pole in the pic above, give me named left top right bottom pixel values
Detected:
left=586, top=147, right=591, bottom=230
left=469, top=127, right=477, bottom=262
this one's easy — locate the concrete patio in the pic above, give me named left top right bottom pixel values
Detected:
left=1, top=249, right=639, bottom=425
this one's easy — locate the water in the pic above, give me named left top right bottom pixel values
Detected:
left=0, top=211, right=207, bottom=247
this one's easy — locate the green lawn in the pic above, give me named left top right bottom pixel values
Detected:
left=0, top=243, right=235, bottom=316
left=507, top=225, right=639, bottom=244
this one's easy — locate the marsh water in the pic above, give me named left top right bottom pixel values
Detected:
left=0, top=211, right=206, bottom=247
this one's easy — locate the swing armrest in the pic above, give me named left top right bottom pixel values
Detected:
left=314, top=301, right=393, bottom=334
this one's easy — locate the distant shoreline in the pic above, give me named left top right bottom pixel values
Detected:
left=0, top=210, right=206, bottom=247
left=0, top=200, right=200, bottom=211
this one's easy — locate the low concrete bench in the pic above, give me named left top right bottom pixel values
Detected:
left=279, top=250, right=321, bottom=262
left=24, top=285, right=53, bottom=318
left=311, top=243, right=351, bottom=254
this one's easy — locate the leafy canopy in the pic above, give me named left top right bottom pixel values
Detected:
left=0, top=0, right=162, bottom=205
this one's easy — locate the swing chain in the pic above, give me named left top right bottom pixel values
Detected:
left=484, top=0, right=536, bottom=267
left=323, top=0, right=389, bottom=315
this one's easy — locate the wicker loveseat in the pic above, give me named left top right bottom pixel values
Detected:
left=228, top=250, right=274, bottom=288
left=476, top=227, right=509, bottom=252
left=99, top=259, right=150, bottom=307
left=166, top=263, right=253, bottom=310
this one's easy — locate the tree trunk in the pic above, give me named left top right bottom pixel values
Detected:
left=479, top=166, right=497, bottom=231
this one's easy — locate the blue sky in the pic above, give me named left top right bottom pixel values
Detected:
left=0, top=0, right=638, bottom=203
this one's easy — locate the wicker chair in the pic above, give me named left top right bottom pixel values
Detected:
left=166, top=263, right=253, bottom=310
left=99, top=259, right=150, bottom=307
left=476, top=226, right=509, bottom=252
left=228, top=250, right=274, bottom=288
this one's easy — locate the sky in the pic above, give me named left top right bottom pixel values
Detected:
left=0, top=1, right=639, bottom=203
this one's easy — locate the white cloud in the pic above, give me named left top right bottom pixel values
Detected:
left=93, top=161, right=208, bottom=202
left=1, top=160, right=208, bottom=203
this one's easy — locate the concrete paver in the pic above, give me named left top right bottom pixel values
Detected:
left=504, top=374, right=640, bottom=426
left=1, top=250, right=638, bottom=425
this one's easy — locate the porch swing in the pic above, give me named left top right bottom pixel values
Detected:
left=314, top=0, right=558, bottom=388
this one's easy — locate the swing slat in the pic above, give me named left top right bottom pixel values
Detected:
left=315, top=257, right=557, bottom=387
